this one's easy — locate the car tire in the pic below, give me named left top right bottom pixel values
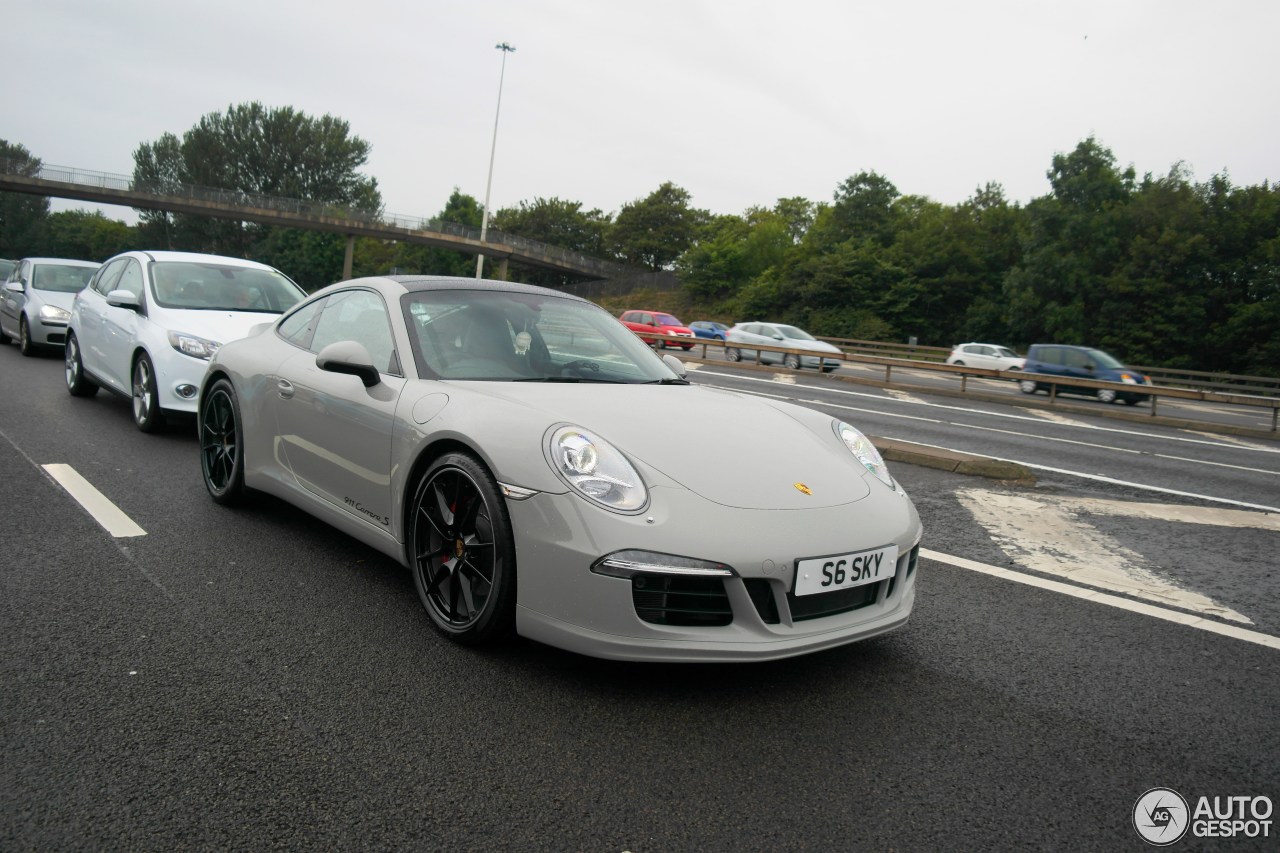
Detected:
left=1097, top=388, right=1118, bottom=404
left=1122, top=396, right=1142, bottom=406
left=783, top=353, right=801, bottom=370
left=18, top=316, right=35, bottom=357
left=409, top=452, right=517, bottom=645
left=65, top=333, right=99, bottom=398
left=200, top=378, right=248, bottom=505
left=1018, top=379, right=1038, bottom=395
left=131, top=353, right=166, bottom=433
left=725, top=347, right=741, bottom=362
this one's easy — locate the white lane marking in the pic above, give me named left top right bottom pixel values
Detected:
left=955, top=488, right=1253, bottom=623
left=692, top=368, right=1280, bottom=454
left=920, top=548, right=1280, bottom=651
left=1027, top=409, right=1096, bottom=427
left=772, top=373, right=797, bottom=385
left=887, top=437, right=1280, bottom=513
left=1184, top=429, right=1277, bottom=451
left=682, top=362, right=702, bottom=371
left=43, top=464, right=146, bottom=538
left=886, top=389, right=927, bottom=404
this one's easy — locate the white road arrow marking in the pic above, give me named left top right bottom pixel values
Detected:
left=956, top=488, right=1258, bottom=624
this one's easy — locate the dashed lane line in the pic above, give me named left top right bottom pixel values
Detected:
left=43, top=463, right=146, bottom=538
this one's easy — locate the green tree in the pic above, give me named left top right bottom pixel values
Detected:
left=1003, top=137, right=1136, bottom=345
left=131, top=102, right=382, bottom=257
left=610, top=182, right=704, bottom=271
left=0, top=140, right=50, bottom=257
left=41, top=210, right=139, bottom=261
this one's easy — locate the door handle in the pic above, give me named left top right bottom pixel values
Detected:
left=277, top=378, right=295, bottom=399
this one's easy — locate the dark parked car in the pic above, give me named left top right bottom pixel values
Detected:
left=1019, top=344, right=1149, bottom=404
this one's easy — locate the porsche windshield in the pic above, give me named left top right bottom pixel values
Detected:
left=150, top=261, right=306, bottom=313
left=402, top=289, right=677, bottom=383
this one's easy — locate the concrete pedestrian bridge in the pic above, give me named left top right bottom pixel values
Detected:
left=0, top=160, right=634, bottom=281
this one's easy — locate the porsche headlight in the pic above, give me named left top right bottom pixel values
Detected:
left=168, top=331, right=222, bottom=360
left=834, top=421, right=895, bottom=490
left=39, top=304, right=71, bottom=323
left=549, top=426, right=647, bottom=512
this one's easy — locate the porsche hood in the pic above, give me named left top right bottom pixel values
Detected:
left=457, top=383, right=874, bottom=510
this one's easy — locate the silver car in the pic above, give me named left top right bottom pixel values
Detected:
left=0, top=257, right=99, bottom=356
left=725, top=321, right=843, bottom=371
left=199, top=276, right=922, bottom=662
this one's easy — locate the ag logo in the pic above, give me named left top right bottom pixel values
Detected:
left=1133, top=788, right=1190, bottom=846
left=793, top=483, right=813, bottom=496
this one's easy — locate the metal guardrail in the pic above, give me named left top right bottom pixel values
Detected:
left=0, top=158, right=635, bottom=279
left=641, top=333, right=1280, bottom=433
left=816, top=334, right=1280, bottom=399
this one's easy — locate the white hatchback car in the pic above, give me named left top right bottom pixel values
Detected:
left=66, top=250, right=307, bottom=431
left=945, top=342, right=1024, bottom=372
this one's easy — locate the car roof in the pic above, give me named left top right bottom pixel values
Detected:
left=310, top=275, right=596, bottom=306
left=110, top=250, right=282, bottom=270
left=18, top=257, right=101, bottom=267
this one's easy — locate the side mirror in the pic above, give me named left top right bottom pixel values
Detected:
left=106, top=289, right=142, bottom=311
left=1084, top=362, right=1096, bottom=372
left=772, top=334, right=784, bottom=341
left=4, top=281, right=23, bottom=294
left=316, top=340, right=381, bottom=387
left=661, top=353, right=688, bottom=379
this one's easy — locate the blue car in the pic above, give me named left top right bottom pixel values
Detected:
left=1018, top=344, right=1149, bottom=405
left=689, top=320, right=729, bottom=341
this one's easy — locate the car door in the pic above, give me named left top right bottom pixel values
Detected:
left=97, top=258, right=146, bottom=393
left=0, top=260, right=26, bottom=337
left=74, top=258, right=126, bottom=384
left=970, top=345, right=996, bottom=370
left=272, top=288, right=405, bottom=530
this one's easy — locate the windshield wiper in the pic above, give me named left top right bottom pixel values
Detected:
left=513, top=376, right=629, bottom=384
left=643, top=377, right=690, bottom=385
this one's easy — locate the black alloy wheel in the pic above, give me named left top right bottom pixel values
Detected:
left=200, top=379, right=247, bottom=505
left=131, top=353, right=165, bottom=432
left=409, top=453, right=516, bottom=644
left=64, top=333, right=99, bottom=397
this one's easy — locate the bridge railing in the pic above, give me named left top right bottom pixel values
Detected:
left=1, top=158, right=633, bottom=278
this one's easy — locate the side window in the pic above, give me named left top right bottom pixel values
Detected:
left=1039, top=347, right=1062, bottom=366
left=92, top=259, right=126, bottom=295
left=638, top=312, right=653, bottom=325
left=621, top=311, right=637, bottom=322
left=1065, top=348, right=1092, bottom=370
left=310, top=290, right=399, bottom=375
left=113, top=260, right=144, bottom=300
left=277, top=298, right=325, bottom=348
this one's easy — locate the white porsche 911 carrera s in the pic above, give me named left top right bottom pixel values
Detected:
left=198, top=275, right=922, bottom=662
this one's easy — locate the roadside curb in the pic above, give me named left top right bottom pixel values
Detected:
left=872, top=437, right=1036, bottom=483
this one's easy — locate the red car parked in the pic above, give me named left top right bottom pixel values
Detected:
left=619, top=309, right=696, bottom=350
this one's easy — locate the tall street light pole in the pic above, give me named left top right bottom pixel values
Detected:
left=476, top=41, right=516, bottom=279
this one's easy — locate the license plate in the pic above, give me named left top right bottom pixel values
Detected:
left=794, top=545, right=898, bottom=596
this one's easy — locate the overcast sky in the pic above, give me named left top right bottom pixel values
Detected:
left=6, top=0, right=1278, bottom=224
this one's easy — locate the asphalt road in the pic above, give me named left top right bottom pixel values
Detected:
left=683, top=341, right=1280, bottom=435
left=2, top=342, right=1277, bottom=851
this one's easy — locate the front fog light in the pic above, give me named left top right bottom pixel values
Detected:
left=592, top=550, right=736, bottom=579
